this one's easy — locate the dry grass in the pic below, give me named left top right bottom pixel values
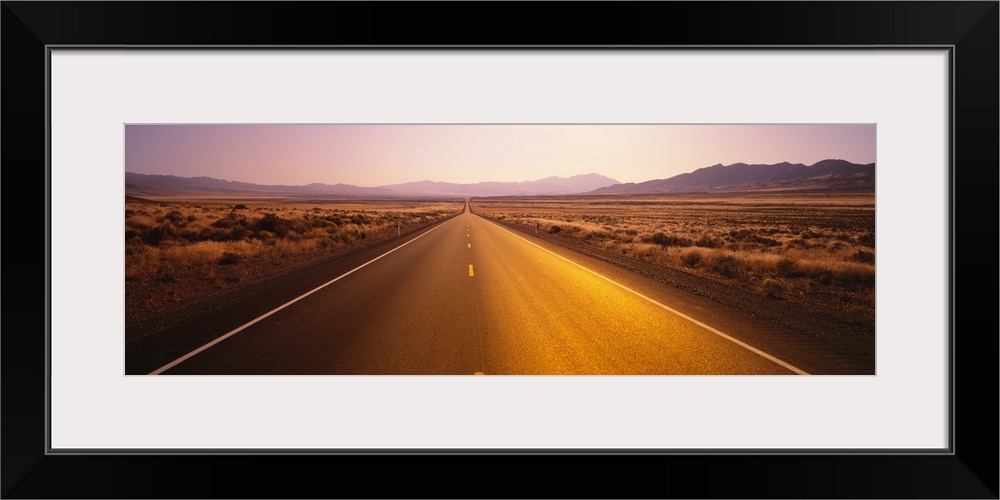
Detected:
left=125, top=198, right=463, bottom=326
left=472, top=192, right=875, bottom=323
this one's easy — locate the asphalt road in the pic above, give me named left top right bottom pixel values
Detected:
left=128, top=202, right=874, bottom=375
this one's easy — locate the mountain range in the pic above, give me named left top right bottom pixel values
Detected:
left=124, top=172, right=621, bottom=198
left=590, top=159, right=874, bottom=195
left=124, top=159, right=874, bottom=198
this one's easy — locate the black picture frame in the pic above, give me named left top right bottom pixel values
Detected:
left=3, top=2, right=996, bottom=498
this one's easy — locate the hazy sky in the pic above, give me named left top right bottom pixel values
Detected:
left=124, top=124, right=875, bottom=186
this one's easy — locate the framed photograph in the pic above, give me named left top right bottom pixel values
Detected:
left=4, top=2, right=996, bottom=498
left=120, top=122, right=877, bottom=378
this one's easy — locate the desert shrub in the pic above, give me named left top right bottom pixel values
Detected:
left=795, top=259, right=874, bottom=286
left=217, top=252, right=241, bottom=266
left=176, top=229, right=202, bottom=243
left=762, top=278, right=785, bottom=297
left=680, top=250, right=703, bottom=267
left=211, top=218, right=233, bottom=229
left=549, top=225, right=561, bottom=234
left=341, top=228, right=366, bottom=240
left=233, top=204, right=247, bottom=210
left=711, top=254, right=742, bottom=278
left=229, top=226, right=249, bottom=241
left=756, top=235, right=780, bottom=247
left=857, top=232, right=876, bottom=248
left=350, top=213, right=370, bottom=225
left=163, top=210, right=185, bottom=223
left=786, top=237, right=823, bottom=250
left=694, top=235, right=722, bottom=248
left=848, top=249, right=875, bottom=264
left=163, top=241, right=228, bottom=265
left=124, top=246, right=161, bottom=280
left=648, top=232, right=692, bottom=247
left=583, top=231, right=612, bottom=241
left=205, top=228, right=232, bottom=242
left=739, top=242, right=771, bottom=252
left=775, top=256, right=798, bottom=277
left=216, top=211, right=248, bottom=227
left=142, top=226, right=171, bottom=245
left=253, top=213, right=290, bottom=237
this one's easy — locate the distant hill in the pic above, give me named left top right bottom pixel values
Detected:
left=124, top=173, right=398, bottom=197
left=380, top=173, right=621, bottom=197
left=124, top=172, right=621, bottom=198
left=589, top=159, right=875, bottom=195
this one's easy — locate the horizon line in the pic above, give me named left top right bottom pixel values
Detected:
left=124, top=158, right=874, bottom=188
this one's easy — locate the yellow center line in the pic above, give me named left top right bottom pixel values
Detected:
left=467, top=243, right=471, bottom=248
left=468, top=264, right=474, bottom=277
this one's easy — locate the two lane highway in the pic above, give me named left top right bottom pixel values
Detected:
left=145, top=202, right=829, bottom=375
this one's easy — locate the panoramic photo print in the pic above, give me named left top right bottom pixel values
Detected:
left=124, top=124, right=876, bottom=375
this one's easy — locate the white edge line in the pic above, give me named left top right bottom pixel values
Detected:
left=148, top=217, right=457, bottom=375
left=483, top=217, right=810, bottom=375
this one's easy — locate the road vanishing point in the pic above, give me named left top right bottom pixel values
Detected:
left=127, top=201, right=874, bottom=375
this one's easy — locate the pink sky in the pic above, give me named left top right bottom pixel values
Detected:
left=124, top=124, right=875, bottom=186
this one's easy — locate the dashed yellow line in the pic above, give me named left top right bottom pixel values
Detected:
left=467, top=243, right=471, bottom=248
left=468, top=264, right=474, bottom=277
